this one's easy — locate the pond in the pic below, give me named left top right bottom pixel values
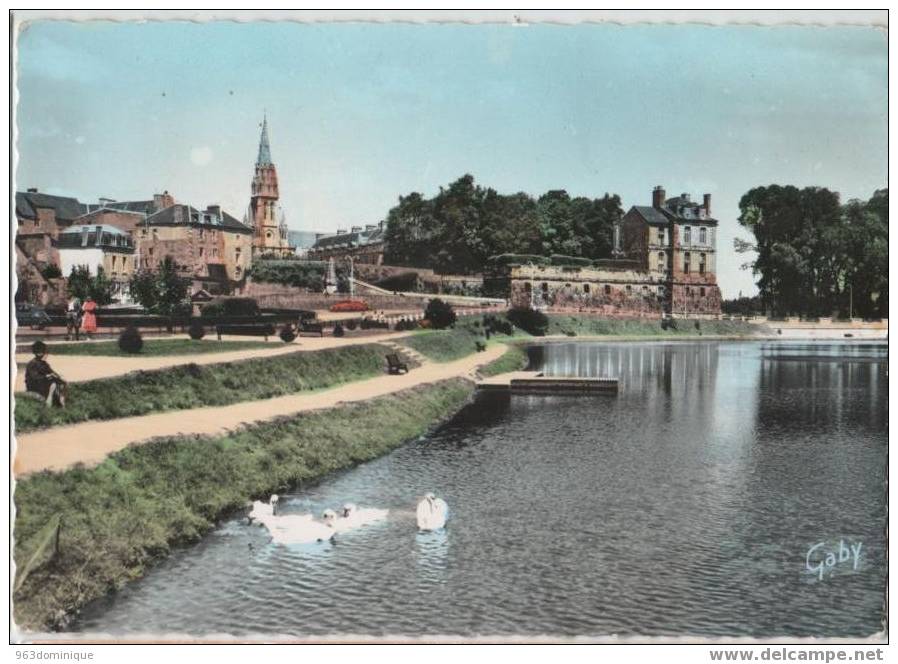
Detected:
left=74, top=341, right=888, bottom=639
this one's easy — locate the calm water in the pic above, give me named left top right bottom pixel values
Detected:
left=74, top=341, right=888, bottom=638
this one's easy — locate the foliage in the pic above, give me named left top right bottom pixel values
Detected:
left=279, top=325, right=297, bottom=343
left=66, top=266, right=114, bottom=305
left=506, top=306, right=550, bottom=336
left=249, top=260, right=330, bottom=290
left=737, top=186, right=887, bottom=318
left=117, top=326, right=143, bottom=354
left=14, top=344, right=395, bottom=432
left=12, top=379, right=473, bottom=630
left=423, top=298, right=457, bottom=330
left=393, top=318, right=420, bottom=332
left=375, top=272, right=420, bottom=292
left=722, top=295, right=764, bottom=317
left=40, top=264, right=62, bottom=280
left=128, top=257, right=190, bottom=316
left=488, top=254, right=550, bottom=267
left=483, top=314, right=514, bottom=336
left=188, top=320, right=206, bottom=340
left=383, top=174, right=622, bottom=274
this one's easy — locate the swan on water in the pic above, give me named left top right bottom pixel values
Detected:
left=322, top=503, right=390, bottom=532
left=248, top=494, right=279, bottom=524
left=263, top=512, right=333, bottom=545
left=416, top=493, right=449, bottom=531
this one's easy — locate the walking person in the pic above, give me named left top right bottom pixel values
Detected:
left=25, top=341, right=67, bottom=407
left=65, top=296, right=82, bottom=341
left=80, top=296, right=98, bottom=339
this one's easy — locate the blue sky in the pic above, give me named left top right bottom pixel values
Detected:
left=15, top=20, right=887, bottom=297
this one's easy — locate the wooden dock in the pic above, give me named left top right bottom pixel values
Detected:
left=477, top=371, right=618, bottom=394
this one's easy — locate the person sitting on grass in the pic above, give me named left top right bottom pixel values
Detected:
left=24, top=341, right=67, bottom=408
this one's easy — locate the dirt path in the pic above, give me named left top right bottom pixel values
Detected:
left=13, top=344, right=506, bottom=476
left=12, top=332, right=413, bottom=389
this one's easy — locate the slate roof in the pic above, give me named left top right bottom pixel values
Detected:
left=311, top=227, right=384, bottom=250
left=16, top=191, right=86, bottom=221
left=627, top=202, right=718, bottom=226
left=83, top=200, right=157, bottom=215
left=144, top=204, right=253, bottom=234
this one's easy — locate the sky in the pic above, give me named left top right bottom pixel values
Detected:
left=14, top=20, right=887, bottom=298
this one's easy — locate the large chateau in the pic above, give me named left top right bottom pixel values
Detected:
left=485, top=186, right=722, bottom=316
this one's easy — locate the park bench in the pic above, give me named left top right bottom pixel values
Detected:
left=216, top=323, right=276, bottom=341
left=298, top=322, right=325, bottom=337
left=385, top=353, right=409, bottom=375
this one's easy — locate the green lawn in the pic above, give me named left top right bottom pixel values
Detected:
left=544, top=314, right=766, bottom=338
left=19, top=338, right=276, bottom=357
left=479, top=344, right=529, bottom=377
left=13, top=378, right=473, bottom=631
left=15, top=343, right=410, bottom=432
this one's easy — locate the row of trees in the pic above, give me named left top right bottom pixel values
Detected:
left=737, top=186, right=887, bottom=318
left=383, top=174, right=622, bottom=274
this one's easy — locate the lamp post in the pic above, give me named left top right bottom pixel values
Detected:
left=347, top=255, right=355, bottom=299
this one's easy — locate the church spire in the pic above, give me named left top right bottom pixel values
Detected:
left=256, top=113, right=272, bottom=166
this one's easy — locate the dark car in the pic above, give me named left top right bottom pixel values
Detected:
left=16, top=303, right=52, bottom=330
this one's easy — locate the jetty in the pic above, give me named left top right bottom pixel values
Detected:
left=476, top=371, right=619, bottom=394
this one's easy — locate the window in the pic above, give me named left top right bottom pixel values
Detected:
left=684, top=252, right=691, bottom=274
left=699, top=227, right=707, bottom=244
left=524, top=282, right=532, bottom=293
left=583, top=284, right=590, bottom=293
left=699, top=253, right=706, bottom=275
left=148, top=247, right=154, bottom=256
left=140, top=228, right=147, bottom=237
left=199, top=247, right=204, bottom=257
left=199, top=228, right=205, bottom=238
left=642, top=285, right=648, bottom=295
left=684, top=226, right=692, bottom=245
left=604, top=284, right=611, bottom=295
left=111, top=255, right=116, bottom=269
left=657, top=228, right=665, bottom=244
left=658, top=252, right=666, bottom=270
left=625, top=284, right=632, bottom=293
left=700, top=287, right=706, bottom=297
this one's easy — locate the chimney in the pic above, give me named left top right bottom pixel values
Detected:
left=351, top=225, right=362, bottom=233
left=365, top=224, right=376, bottom=232
left=153, top=190, right=175, bottom=211
left=81, top=226, right=90, bottom=247
left=652, top=185, right=665, bottom=209
left=703, top=193, right=711, bottom=215
left=27, top=187, right=38, bottom=193
left=207, top=204, right=222, bottom=219
left=681, top=193, right=690, bottom=202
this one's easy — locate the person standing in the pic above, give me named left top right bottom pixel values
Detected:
left=25, top=341, right=67, bottom=407
left=65, top=296, right=82, bottom=341
left=80, top=296, right=98, bottom=338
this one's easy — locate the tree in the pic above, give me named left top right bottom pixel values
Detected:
left=66, top=265, right=114, bottom=304
left=128, top=257, right=189, bottom=316
left=423, top=298, right=457, bottom=329
left=89, top=267, right=115, bottom=305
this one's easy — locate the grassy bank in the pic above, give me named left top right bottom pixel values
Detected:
left=19, top=339, right=275, bottom=357
left=544, top=315, right=766, bottom=338
left=15, top=343, right=406, bottom=432
left=398, top=325, right=485, bottom=362
left=479, top=345, right=529, bottom=377
left=13, top=378, right=474, bottom=631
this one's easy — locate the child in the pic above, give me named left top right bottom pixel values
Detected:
left=24, top=341, right=67, bottom=407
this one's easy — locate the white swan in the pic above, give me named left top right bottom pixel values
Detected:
left=324, top=503, right=390, bottom=532
left=264, top=511, right=333, bottom=545
left=248, top=494, right=279, bottom=523
left=416, top=493, right=449, bottom=531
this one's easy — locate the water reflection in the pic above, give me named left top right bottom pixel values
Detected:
left=74, top=341, right=888, bottom=639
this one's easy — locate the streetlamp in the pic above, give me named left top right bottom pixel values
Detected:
left=346, top=255, right=355, bottom=299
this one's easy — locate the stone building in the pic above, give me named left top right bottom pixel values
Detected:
left=307, top=222, right=385, bottom=266
left=136, top=203, right=253, bottom=293
left=485, top=186, right=722, bottom=316
left=249, top=116, right=293, bottom=258
left=57, top=224, right=137, bottom=302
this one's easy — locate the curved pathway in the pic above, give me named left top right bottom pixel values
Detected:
left=12, top=332, right=412, bottom=390
left=13, top=344, right=506, bottom=476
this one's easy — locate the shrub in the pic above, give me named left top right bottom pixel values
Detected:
left=483, top=314, right=514, bottom=336
left=279, top=325, right=297, bottom=343
left=424, top=298, right=457, bottom=330
left=330, top=300, right=369, bottom=313
left=345, top=319, right=358, bottom=331
left=200, top=302, right=225, bottom=319
left=506, top=306, right=549, bottom=336
left=488, top=254, right=550, bottom=267
left=394, top=318, right=420, bottom=332
left=118, top=326, right=144, bottom=354
left=41, top=264, right=62, bottom=280
left=333, top=323, right=345, bottom=337
left=188, top=320, right=205, bottom=340
left=549, top=254, right=593, bottom=268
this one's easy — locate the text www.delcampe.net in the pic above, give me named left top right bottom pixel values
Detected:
left=709, top=649, right=884, bottom=662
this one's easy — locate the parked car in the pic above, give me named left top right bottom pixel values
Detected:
left=15, top=303, right=52, bottom=330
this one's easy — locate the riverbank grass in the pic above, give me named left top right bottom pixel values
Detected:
left=19, top=339, right=276, bottom=357
left=13, top=378, right=474, bottom=631
left=15, top=343, right=406, bottom=432
left=479, top=345, right=529, bottom=377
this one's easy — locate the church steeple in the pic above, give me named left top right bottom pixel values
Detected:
left=256, top=113, right=272, bottom=166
